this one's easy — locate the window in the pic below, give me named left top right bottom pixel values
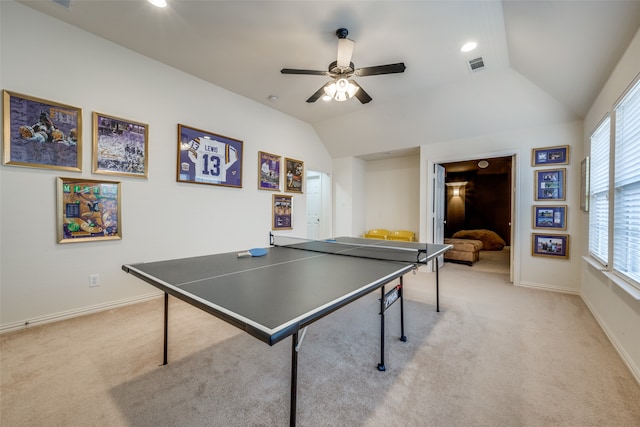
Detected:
left=588, top=117, right=609, bottom=265
left=613, top=78, right=640, bottom=287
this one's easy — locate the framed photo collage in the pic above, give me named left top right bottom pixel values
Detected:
left=531, top=145, right=569, bottom=259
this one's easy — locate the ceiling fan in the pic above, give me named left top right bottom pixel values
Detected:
left=281, top=28, right=406, bottom=104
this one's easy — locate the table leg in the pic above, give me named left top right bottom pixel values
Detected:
left=163, top=292, right=169, bottom=365
left=290, top=331, right=299, bottom=427
left=436, top=259, right=440, bottom=312
left=378, top=285, right=386, bottom=372
left=399, top=276, right=407, bottom=342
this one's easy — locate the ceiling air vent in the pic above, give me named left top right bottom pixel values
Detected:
left=51, top=0, right=72, bottom=9
left=467, top=57, right=485, bottom=72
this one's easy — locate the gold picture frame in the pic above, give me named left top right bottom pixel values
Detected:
left=258, top=151, right=281, bottom=190
left=285, top=157, right=304, bottom=193
left=57, top=177, right=122, bottom=243
left=3, top=90, right=82, bottom=171
left=272, top=194, right=292, bottom=230
left=92, top=112, right=149, bottom=178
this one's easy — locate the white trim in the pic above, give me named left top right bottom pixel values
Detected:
left=517, top=281, right=579, bottom=295
left=582, top=255, right=607, bottom=271
left=0, top=292, right=162, bottom=334
left=603, top=271, right=640, bottom=300
left=581, top=295, right=640, bottom=386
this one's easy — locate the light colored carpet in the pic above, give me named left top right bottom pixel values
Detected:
left=2, top=259, right=639, bottom=426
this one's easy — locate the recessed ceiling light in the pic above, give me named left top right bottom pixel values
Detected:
left=478, top=160, right=489, bottom=168
left=148, top=0, right=167, bottom=8
left=460, top=41, right=477, bottom=52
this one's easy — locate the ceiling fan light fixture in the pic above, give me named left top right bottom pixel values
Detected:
left=324, top=78, right=359, bottom=102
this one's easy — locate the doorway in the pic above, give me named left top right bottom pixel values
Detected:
left=306, top=170, right=331, bottom=240
left=440, top=155, right=513, bottom=277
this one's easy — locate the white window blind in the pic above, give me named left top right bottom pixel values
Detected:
left=613, top=78, right=640, bottom=287
left=589, top=117, right=610, bottom=265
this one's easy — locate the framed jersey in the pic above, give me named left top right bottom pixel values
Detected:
left=177, top=124, right=243, bottom=188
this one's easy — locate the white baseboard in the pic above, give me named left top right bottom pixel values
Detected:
left=0, top=292, right=163, bottom=334
left=581, top=295, right=640, bottom=387
left=517, top=280, right=580, bottom=295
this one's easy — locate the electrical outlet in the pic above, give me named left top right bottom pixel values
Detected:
left=89, top=274, right=100, bottom=287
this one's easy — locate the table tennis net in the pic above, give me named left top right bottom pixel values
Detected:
left=270, top=235, right=428, bottom=264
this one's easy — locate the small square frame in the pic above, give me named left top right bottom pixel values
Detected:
left=532, top=233, right=569, bottom=259
left=57, top=177, right=122, bottom=243
left=532, top=145, right=569, bottom=166
left=534, top=168, right=566, bottom=201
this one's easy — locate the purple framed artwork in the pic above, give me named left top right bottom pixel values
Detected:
left=177, top=124, right=243, bottom=188
left=273, top=194, right=292, bottom=230
left=258, top=151, right=281, bottom=190
left=93, top=112, right=149, bottom=178
left=3, top=90, right=82, bottom=171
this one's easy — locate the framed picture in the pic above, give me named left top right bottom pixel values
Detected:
left=57, top=177, right=122, bottom=243
left=92, top=112, right=149, bottom=178
left=532, top=205, right=567, bottom=230
left=177, top=124, right=243, bottom=188
left=534, top=168, right=566, bottom=201
left=532, top=233, right=569, bottom=259
left=258, top=151, right=281, bottom=190
left=532, top=145, right=569, bottom=166
left=272, top=194, right=292, bottom=230
left=3, top=90, right=82, bottom=171
left=285, top=157, right=304, bottom=193
left=581, top=157, right=590, bottom=212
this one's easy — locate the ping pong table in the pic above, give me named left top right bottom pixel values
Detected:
left=122, top=235, right=451, bottom=426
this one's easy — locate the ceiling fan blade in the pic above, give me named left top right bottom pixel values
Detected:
left=355, top=63, right=406, bottom=77
left=306, top=83, right=330, bottom=103
left=336, top=37, right=355, bottom=68
left=281, top=68, right=329, bottom=76
left=352, top=82, right=372, bottom=104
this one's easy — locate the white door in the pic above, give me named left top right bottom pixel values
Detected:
left=306, top=173, right=322, bottom=240
left=433, top=164, right=446, bottom=268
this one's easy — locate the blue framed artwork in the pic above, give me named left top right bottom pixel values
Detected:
left=532, top=145, right=569, bottom=166
left=532, top=233, right=569, bottom=259
left=534, top=168, right=566, bottom=201
left=533, top=205, right=567, bottom=230
left=177, top=124, right=243, bottom=188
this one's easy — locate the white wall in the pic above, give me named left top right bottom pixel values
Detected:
left=364, top=155, right=420, bottom=236
left=420, top=120, right=584, bottom=294
left=581, top=28, right=640, bottom=383
left=0, top=2, right=331, bottom=329
left=332, top=156, right=366, bottom=237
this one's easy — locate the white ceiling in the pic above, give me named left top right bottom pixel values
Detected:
left=18, top=0, right=640, bottom=158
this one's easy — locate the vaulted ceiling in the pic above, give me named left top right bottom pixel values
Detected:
left=18, top=0, right=640, bottom=159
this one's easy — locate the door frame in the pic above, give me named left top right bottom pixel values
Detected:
left=428, top=151, right=519, bottom=283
